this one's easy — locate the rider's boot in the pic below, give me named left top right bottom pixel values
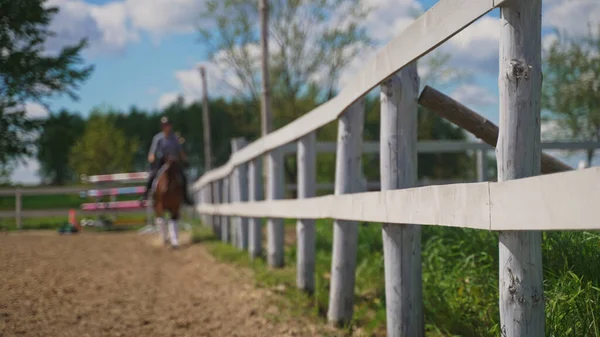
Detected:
left=140, top=172, right=155, bottom=202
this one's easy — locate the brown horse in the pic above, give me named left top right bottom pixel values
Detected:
left=152, top=155, right=184, bottom=248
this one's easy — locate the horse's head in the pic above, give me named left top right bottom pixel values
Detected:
left=155, top=155, right=183, bottom=198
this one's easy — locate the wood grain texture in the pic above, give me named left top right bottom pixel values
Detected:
left=328, top=99, right=365, bottom=326
left=231, top=138, right=249, bottom=250
left=248, top=158, right=263, bottom=259
left=296, top=132, right=316, bottom=293
left=380, top=65, right=423, bottom=337
left=211, top=181, right=221, bottom=236
left=221, top=177, right=230, bottom=243
left=199, top=66, right=212, bottom=171
left=267, top=148, right=285, bottom=267
left=497, top=0, right=545, bottom=335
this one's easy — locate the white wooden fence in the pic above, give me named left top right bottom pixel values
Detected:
left=190, top=0, right=599, bottom=335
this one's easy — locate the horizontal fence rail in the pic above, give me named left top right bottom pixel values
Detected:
left=196, top=168, right=600, bottom=231
left=279, top=140, right=600, bottom=155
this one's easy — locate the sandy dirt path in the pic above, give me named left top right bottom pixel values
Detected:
left=0, top=231, right=330, bottom=337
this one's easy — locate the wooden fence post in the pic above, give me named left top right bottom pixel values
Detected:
left=15, top=188, right=22, bottom=230
left=267, top=147, right=285, bottom=267
left=198, top=186, right=205, bottom=226
left=297, top=131, right=316, bottom=292
left=202, top=186, right=207, bottom=226
left=207, top=183, right=214, bottom=228
left=204, top=185, right=213, bottom=229
left=327, top=98, right=365, bottom=326
left=212, top=181, right=221, bottom=236
left=221, top=176, right=230, bottom=243
left=231, top=138, right=249, bottom=250
left=248, top=158, right=263, bottom=259
left=206, top=185, right=213, bottom=230
left=380, top=64, right=423, bottom=337
left=498, top=0, right=544, bottom=336
left=477, top=140, right=488, bottom=182
left=229, top=172, right=238, bottom=246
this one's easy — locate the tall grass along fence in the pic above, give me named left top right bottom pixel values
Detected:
left=191, top=0, right=600, bottom=336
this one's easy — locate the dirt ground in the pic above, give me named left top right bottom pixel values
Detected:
left=0, top=231, right=330, bottom=337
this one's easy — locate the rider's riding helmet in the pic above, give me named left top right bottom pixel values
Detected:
left=160, top=116, right=171, bottom=125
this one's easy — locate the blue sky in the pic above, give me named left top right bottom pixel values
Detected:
left=11, top=0, right=600, bottom=183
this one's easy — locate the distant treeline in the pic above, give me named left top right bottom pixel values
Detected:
left=36, top=95, right=483, bottom=187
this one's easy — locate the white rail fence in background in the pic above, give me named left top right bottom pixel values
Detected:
left=204, top=0, right=598, bottom=336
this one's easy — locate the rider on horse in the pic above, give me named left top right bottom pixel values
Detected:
left=141, top=116, right=194, bottom=205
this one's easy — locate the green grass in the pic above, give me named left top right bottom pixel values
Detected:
left=193, top=222, right=600, bottom=337
left=0, top=193, right=142, bottom=211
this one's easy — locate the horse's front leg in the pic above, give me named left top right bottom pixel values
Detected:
left=168, top=212, right=180, bottom=248
left=154, top=205, right=168, bottom=245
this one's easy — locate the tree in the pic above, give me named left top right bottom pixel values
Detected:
left=69, top=111, right=137, bottom=176
left=0, top=0, right=93, bottom=168
left=543, top=24, right=600, bottom=166
left=198, top=0, right=371, bottom=115
left=37, top=109, right=85, bottom=184
left=0, top=0, right=93, bottom=165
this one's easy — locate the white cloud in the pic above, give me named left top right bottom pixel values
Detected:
left=157, top=60, right=245, bottom=108
left=450, top=84, right=497, bottom=107
left=45, top=0, right=138, bottom=55
left=157, top=92, right=181, bottom=110
left=4, top=103, right=49, bottom=119
left=124, top=0, right=206, bottom=37
left=24, top=103, right=49, bottom=119
left=543, top=0, right=600, bottom=37
left=362, top=0, right=422, bottom=43
left=10, top=158, right=41, bottom=185
left=89, top=2, right=139, bottom=51
left=443, top=16, right=500, bottom=75
left=45, top=0, right=207, bottom=55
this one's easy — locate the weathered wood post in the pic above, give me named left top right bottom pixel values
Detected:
left=203, top=185, right=213, bottom=229
left=497, top=0, right=544, bottom=336
left=199, top=185, right=205, bottom=226
left=231, top=138, right=249, bottom=250
left=380, top=64, right=423, bottom=337
left=248, top=158, right=263, bottom=259
left=221, top=176, right=230, bottom=243
left=267, top=147, right=285, bottom=267
left=477, top=140, right=488, bottom=182
left=212, top=181, right=221, bottom=236
left=229, top=172, right=238, bottom=246
left=327, top=98, right=365, bottom=326
left=15, top=188, right=22, bottom=230
left=297, top=131, right=316, bottom=292
left=198, top=65, right=213, bottom=173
